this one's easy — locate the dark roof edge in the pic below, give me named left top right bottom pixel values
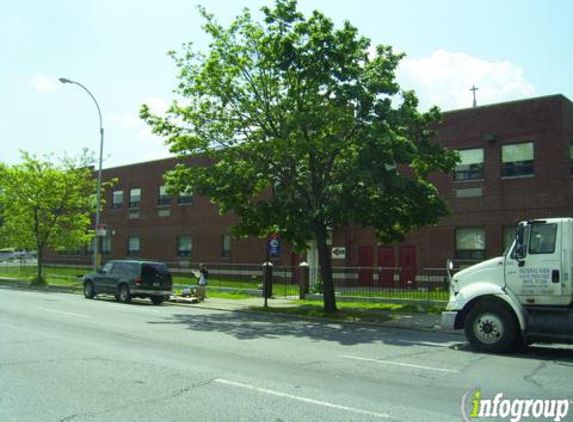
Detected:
left=102, top=154, right=180, bottom=171
left=441, top=94, right=572, bottom=115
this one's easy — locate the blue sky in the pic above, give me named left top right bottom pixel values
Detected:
left=2, top=0, right=572, bottom=168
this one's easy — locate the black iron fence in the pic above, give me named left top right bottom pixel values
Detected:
left=1, top=258, right=464, bottom=303
left=165, top=261, right=452, bottom=302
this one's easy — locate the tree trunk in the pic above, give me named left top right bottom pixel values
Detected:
left=315, top=222, right=337, bottom=313
left=35, top=247, right=45, bottom=286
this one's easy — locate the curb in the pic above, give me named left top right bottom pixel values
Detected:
left=0, top=280, right=461, bottom=336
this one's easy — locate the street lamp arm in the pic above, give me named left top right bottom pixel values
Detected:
left=59, top=78, right=103, bottom=131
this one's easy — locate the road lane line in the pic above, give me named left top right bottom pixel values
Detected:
left=38, top=308, right=90, bottom=319
left=393, top=340, right=453, bottom=347
left=343, top=355, right=460, bottom=373
left=214, top=378, right=390, bottom=419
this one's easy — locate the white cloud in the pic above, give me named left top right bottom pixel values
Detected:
left=396, top=49, right=536, bottom=111
left=108, top=111, right=140, bottom=129
left=106, top=97, right=173, bottom=165
left=29, top=74, right=57, bottom=93
left=142, top=97, right=169, bottom=115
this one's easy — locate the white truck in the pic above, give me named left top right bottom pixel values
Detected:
left=442, top=217, right=573, bottom=352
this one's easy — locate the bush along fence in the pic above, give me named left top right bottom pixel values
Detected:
left=0, top=258, right=458, bottom=303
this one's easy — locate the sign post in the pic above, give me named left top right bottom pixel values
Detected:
left=263, top=234, right=281, bottom=307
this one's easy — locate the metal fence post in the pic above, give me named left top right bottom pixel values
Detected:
left=262, top=261, right=273, bottom=307
left=298, top=261, right=309, bottom=300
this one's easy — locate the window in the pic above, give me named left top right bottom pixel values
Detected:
left=101, top=261, right=113, bottom=274
left=142, top=263, right=169, bottom=277
left=455, top=148, right=484, bottom=181
left=158, top=185, right=171, bottom=206
left=502, top=226, right=516, bottom=254
left=177, top=187, right=193, bottom=205
left=101, top=234, right=112, bottom=256
left=177, top=236, right=192, bottom=257
left=455, top=228, right=486, bottom=260
left=529, top=223, right=557, bottom=255
left=112, top=190, right=123, bottom=210
left=129, top=188, right=141, bottom=208
left=222, top=234, right=231, bottom=258
left=112, top=262, right=138, bottom=276
left=127, top=236, right=140, bottom=256
left=502, top=142, right=534, bottom=177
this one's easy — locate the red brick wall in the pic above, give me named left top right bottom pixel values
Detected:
left=47, top=95, right=573, bottom=272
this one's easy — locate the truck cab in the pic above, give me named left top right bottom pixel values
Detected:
left=442, top=217, right=573, bottom=352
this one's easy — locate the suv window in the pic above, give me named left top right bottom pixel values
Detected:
left=142, top=263, right=169, bottom=276
left=111, top=262, right=138, bottom=276
left=101, top=262, right=114, bottom=274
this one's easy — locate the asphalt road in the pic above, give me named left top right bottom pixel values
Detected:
left=1, top=286, right=572, bottom=422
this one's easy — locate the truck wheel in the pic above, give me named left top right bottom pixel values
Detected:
left=465, top=301, right=518, bottom=353
left=151, top=296, right=164, bottom=306
left=119, top=284, right=132, bottom=304
left=84, top=281, right=95, bottom=299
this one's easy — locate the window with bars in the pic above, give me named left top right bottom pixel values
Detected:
left=502, top=142, right=534, bottom=177
left=177, top=236, right=192, bottom=257
left=158, top=185, right=171, bottom=206
left=127, top=236, right=140, bottom=256
left=455, top=228, right=486, bottom=260
left=454, top=148, right=484, bottom=181
left=129, top=188, right=141, bottom=208
left=112, top=190, right=123, bottom=210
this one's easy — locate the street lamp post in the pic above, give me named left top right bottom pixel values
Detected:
left=59, top=78, right=104, bottom=272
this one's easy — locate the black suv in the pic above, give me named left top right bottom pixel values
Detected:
left=83, top=260, right=172, bottom=305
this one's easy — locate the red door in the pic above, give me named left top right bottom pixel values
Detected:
left=378, top=246, right=395, bottom=287
left=399, top=246, right=417, bottom=287
left=358, top=246, right=374, bottom=286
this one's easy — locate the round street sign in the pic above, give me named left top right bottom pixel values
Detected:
left=267, top=234, right=281, bottom=258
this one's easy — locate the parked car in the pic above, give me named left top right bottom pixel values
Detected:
left=83, top=260, right=172, bottom=305
left=0, top=248, right=17, bottom=262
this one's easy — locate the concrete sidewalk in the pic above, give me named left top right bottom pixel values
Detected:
left=171, top=295, right=459, bottom=334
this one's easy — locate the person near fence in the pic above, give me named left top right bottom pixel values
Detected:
left=182, top=264, right=208, bottom=301
left=197, top=264, right=209, bottom=286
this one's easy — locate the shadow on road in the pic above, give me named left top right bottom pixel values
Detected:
left=148, top=308, right=456, bottom=347
left=148, top=308, right=573, bottom=363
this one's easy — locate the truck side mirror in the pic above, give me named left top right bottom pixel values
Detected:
left=515, top=244, right=526, bottom=260
left=515, top=224, right=527, bottom=260
left=447, top=259, right=454, bottom=271
left=446, top=259, right=454, bottom=278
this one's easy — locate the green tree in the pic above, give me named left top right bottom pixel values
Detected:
left=141, top=0, right=458, bottom=313
left=0, top=151, right=100, bottom=285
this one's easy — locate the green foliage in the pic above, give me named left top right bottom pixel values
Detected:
left=0, top=151, right=109, bottom=283
left=141, top=0, right=458, bottom=311
left=310, top=278, right=324, bottom=294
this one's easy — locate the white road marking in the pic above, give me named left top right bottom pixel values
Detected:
left=38, top=308, right=90, bottom=319
left=393, top=339, right=453, bottom=348
left=343, top=355, right=460, bottom=373
left=214, top=378, right=390, bottom=419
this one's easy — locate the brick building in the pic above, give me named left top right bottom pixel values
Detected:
left=345, top=94, right=573, bottom=284
left=53, top=94, right=573, bottom=281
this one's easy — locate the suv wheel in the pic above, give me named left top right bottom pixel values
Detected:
left=151, top=296, right=164, bottom=306
left=84, top=281, right=95, bottom=299
left=118, top=284, right=132, bottom=304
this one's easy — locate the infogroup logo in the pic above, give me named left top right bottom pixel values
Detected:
left=460, top=389, right=571, bottom=422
